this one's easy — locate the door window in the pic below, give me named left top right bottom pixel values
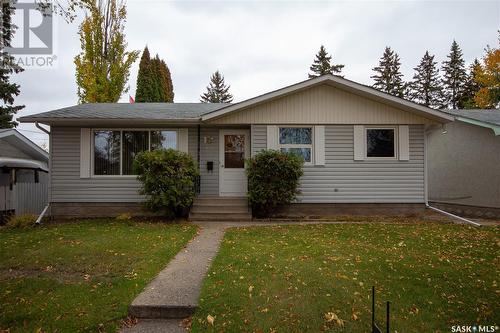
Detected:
left=224, top=134, right=245, bottom=168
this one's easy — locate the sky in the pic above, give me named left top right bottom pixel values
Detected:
left=10, top=0, right=500, bottom=147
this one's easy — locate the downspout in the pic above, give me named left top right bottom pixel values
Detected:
left=34, top=122, right=51, bottom=224
left=424, top=124, right=481, bottom=227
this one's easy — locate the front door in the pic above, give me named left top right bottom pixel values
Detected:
left=219, top=129, right=250, bottom=197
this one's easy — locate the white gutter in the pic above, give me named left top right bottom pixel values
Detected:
left=424, top=124, right=481, bottom=227
left=35, top=122, right=50, bottom=135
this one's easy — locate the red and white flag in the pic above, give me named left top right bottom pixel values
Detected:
left=129, top=95, right=135, bottom=104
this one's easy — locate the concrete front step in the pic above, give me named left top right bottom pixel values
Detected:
left=189, top=213, right=252, bottom=221
left=191, top=205, right=249, bottom=214
left=128, top=305, right=195, bottom=319
left=194, top=197, right=247, bottom=205
left=189, top=196, right=252, bottom=221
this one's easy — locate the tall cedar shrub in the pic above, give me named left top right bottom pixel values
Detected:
left=246, top=150, right=304, bottom=217
left=135, top=48, right=174, bottom=102
left=134, top=149, right=199, bottom=218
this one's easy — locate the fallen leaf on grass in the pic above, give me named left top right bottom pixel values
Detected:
left=207, top=314, right=215, bottom=326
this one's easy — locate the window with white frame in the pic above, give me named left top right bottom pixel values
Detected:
left=93, top=129, right=177, bottom=176
left=365, top=127, right=397, bottom=159
left=278, top=127, right=313, bottom=163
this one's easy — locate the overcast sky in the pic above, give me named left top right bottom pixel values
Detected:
left=11, top=0, right=500, bottom=146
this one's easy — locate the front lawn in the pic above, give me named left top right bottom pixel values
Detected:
left=191, top=223, right=499, bottom=332
left=0, top=220, right=197, bottom=332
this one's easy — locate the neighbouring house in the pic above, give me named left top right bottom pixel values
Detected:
left=0, top=129, right=49, bottom=222
left=428, top=109, right=500, bottom=219
left=18, top=75, right=454, bottom=219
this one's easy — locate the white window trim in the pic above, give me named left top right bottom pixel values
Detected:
left=364, top=126, right=398, bottom=160
left=277, top=126, right=314, bottom=165
left=91, top=128, right=179, bottom=178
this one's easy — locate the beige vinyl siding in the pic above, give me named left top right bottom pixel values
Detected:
left=50, top=126, right=199, bottom=203
left=251, top=125, right=266, bottom=156
left=209, top=85, right=438, bottom=125
left=199, top=127, right=219, bottom=195
left=251, top=124, right=425, bottom=203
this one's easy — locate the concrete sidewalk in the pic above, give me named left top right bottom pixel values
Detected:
left=128, top=223, right=225, bottom=319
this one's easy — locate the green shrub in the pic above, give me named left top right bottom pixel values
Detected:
left=6, top=214, right=37, bottom=229
left=246, top=150, right=304, bottom=217
left=134, top=149, right=199, bottom=218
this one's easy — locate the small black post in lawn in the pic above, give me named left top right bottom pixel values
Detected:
left=371, top=286, right=391, bottom=333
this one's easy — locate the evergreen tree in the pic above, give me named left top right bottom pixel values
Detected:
left=371, top=46, right=405, bottom=98
left=135, top=48, right=174, bottom=102
left=0, top=1, right=24, bottom=128
left=458, top=59, right=482, bottom=109
left=135, top=47, right=154, bottom=102
left=308, top=45, right=344, bottom=78
left=200, top=71, right=233, bottom=103
left=441, top=40, right=467, bottom=109
left=159, top=59, right=174, bottom=102
left=409, top=51, right=443, bottom=108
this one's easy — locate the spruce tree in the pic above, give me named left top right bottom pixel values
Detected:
left=200, top=71, right=233, bottom=103
left=441, top=40, right=467, bottom=109
left=458, top=59, right=482, bottom=109
left=371, top=47, right=405, bottom=98
left=409, top=51, right=443, bottom=108
left=308, top=45, right=344, bottom=78
left=135, top=47, right=154, bottom=102
left=0, top=1, right=24, bottom=128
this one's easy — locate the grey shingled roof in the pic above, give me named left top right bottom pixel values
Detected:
left=442, top=109, right=500, bottom=126
left=19, top=103, right=230, bottom=121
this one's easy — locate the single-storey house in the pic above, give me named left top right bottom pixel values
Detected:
left=18, top=75, right=455, bottom=219
left=0, top=129, right=49, bottom=222
left=428, top=109, right=500, bottom=219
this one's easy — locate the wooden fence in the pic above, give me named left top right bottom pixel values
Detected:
left=0, top=182, right=48, bottom=216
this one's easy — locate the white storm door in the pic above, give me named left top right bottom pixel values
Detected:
left=219, top=129, right=250, bottom=197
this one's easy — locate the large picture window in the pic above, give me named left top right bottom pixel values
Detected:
left=151, top=130, right=177, bottom=150
left=94, top=130, right=121, bottom=175
left=278, top=127, right=313, bottom=163
left=365, top=128, right=396, bottom=158
left=93, top=129, right=178, bottom=176
left=122, top=131, right=149, bottom=175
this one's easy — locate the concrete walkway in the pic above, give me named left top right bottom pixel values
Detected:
left=122, top=223, right=226, bottom=332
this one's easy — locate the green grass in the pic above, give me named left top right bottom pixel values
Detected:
left=0, top=220, right=197, bottom=332
left=191, top=223, right=499, bottom=332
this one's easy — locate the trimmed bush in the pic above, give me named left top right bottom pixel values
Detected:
left=246, top=150, right=304, bottom=217
left=134, top=149, right=199, bottom=218
left=6, top=214, right=37, bottom=229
